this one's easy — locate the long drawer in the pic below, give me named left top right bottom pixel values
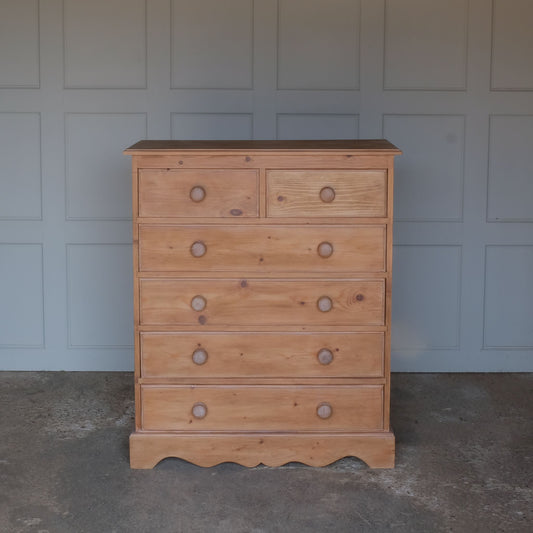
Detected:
left=138, top=225, right=386, bottom=273
left=267, top=170, right=387, bottom=218
left=140, top=332, right=384, bottom=378
left=140, top=385, right=384, bottom=432
left=139, top=279, right=385, bottom=327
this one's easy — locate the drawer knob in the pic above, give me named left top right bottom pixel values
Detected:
left=317, top=241, right=334, bottom=258
left=192, top=402, right=207, bottom=419
left=317, top=402, right=332, bottom=419
left=190, top=241, right=207, bottom=257
left=319, top=186, right=335, bottom=203
left=190, top=185, right=206, bottom=202
left=191, top=295, right=207, bottom=312
left=192, top=348, right=208, bottom=365
left=317, top=348, right=334, bottom=365
left=317, top=296, right=333, bottom=312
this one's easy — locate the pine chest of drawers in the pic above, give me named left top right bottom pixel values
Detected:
left=124, top=140, right=401, bottom=469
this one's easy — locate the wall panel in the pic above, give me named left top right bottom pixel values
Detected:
left=383, top=114, right=465, bottom=221
left=171, top=113, right=253, bottom=140
left=0, top=113, right=42, bottom=220
left=0, top=0, right=39, bottom=88
left=64, top=0, right=147, bottom=88
left=491, top=0, right=533, bottom=90
left=392, top=246, right=462, bottom=351
left=384, top=0, right=468, bottom=90
left=484, top=246, right=533, bottom=349
left=277, top=0, right=360, bottom=90
left=65, top=113, right=147, bottom=220
left=67, top=244, right=133, bottom=348
left=171, top=0, right=253, bottom=89
left=0, top=244, right=44, bottom=348
left=277, top=114, right=359, bottom=140
left=487, top=115, right=533, bottom=222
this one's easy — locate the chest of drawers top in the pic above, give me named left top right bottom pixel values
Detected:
left=125, top=139, right=400, bottom=152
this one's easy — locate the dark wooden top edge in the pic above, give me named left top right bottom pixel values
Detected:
left=124, top=139, right=401, bottom=154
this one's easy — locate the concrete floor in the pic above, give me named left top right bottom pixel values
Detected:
left=0, top=373, right=531, bottom=533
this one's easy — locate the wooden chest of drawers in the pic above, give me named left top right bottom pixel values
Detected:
left=124, top=140, right=401, bottom=469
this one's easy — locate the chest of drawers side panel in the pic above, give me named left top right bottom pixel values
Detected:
left=383, top=156, right=396, bottom=431
left=131, top=155, right=141, bottom=431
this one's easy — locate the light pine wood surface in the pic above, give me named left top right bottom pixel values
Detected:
left=126, top=140, right=400, bottom=468
left=129, top=432, right=396, bottom=469
left=140, top=332, right=385, bottom=378
left=138, top=224, right=386, bottom=273
left=141, top=385, right=384, bottom=432
left=139, top=169, right=259, bottom=218
left=139, top=279, right=385, bottom=327
left=266, top=170, right=387, bottom=218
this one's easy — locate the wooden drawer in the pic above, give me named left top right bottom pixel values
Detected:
left=139, top=279, right=385, bottom=327
left=138, top=169, right=259, bottom=218
left=138, top=224, right=386, bottom=273
left=266, top=170, right=387, bottom=218
left=141, top=332, right=384, bottom=378
left=141, top=385, right=384, bottom=431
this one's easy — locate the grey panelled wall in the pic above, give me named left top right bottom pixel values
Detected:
left=0, top=0, right=531, bottom=371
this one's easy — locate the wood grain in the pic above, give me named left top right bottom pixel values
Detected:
left=138, top=224, right=386, bottom=273
left=267, top=170, right=387, bottom=218
left=140, top=332, right=384, bottom=378
left=129, top=431, right=396, bottom=469
left=139, top=279, right=385, bottom=327
left=140, top=384, right=384, bottom=432
left=132, top=154, right=395, bottom=172
left=138, top=169, right=259, bottom=218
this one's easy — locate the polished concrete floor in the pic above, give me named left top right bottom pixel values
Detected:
left=0, top=372, right=531, bottom=533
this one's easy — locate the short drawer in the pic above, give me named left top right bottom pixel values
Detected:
left=138, top=169, right=259, bottom=218
left=141, top=332, right=384, bottom=378
left=140, top=385, right=384, bottom=431
left=266, top=170, right=387, bottom=218
left=139, top=279, right=385, bottom=327
left=138, top=224, right=386, bottom=273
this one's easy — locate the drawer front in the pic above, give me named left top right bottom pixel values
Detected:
left=138, top=225, right=386, bottom=273
left=141, top=385, right=384, bottom=431
left=141, top=332, right=384, bottom=378
left=138, top=169, right=259, bottom=218
left=140, top=279, right=385, bottom=327
left=266, top=170, right=387, bottom=218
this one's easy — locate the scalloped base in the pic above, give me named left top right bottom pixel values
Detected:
left=129, top=431, right=395, bottom=469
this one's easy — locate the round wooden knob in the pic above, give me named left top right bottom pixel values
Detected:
left=317, top=402, right=332, bottom=419
left=190, top=241, right=207, bottom=257
left=319, top=186, right=335, bottom=203
left=191, top=295, right=206, bottom=312
left=317, top=241, right=333, bottom=258
left=317, top=296, right=333, bottom=312
left=192, top=348, right=208, bottom=365
left=192, top=402, right=207, bottom=419
left=317, top=348, right=334, bottom=365
left=190, top=186, right=206, bottom=202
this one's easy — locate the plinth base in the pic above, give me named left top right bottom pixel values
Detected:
left=129, top=431, right=395, bottom=469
